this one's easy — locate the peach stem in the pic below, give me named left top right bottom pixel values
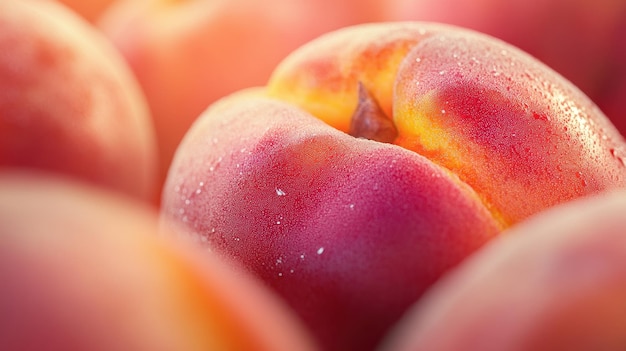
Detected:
left=349, top=82, right=398, bottom=143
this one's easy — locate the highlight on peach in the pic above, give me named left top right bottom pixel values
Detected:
left=2, top=1, right=625, bottom=351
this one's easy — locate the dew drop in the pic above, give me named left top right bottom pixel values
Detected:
left=317, top=247, right=325, bottom=255
left=610, top=148, right=626, bottom=166
left=275, top=188, right=287, bottom=196
left=415, top=57, right=421, bottom=63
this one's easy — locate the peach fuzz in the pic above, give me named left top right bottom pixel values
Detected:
left=0, top=0, right=157, bottom=202
left=0, top=172, right=317, bottom=351
left=384, top=0, right=626, bottom=135
left=267, top=22, right=626, bottom=226
left=162, top=22, right=626, bottom=351
left=97, top=0, right=387, bottom=190
left=380, top=189, right=626, bottom=351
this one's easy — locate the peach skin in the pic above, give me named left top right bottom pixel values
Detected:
left=97, top=0, right=387, bottom=193
left=0, top=0, right=157, bottom=202
left=161, top=22, right=626, bottom=351
left=380, top=189, right=626, bottom=351
left=385, top=0, right=626, bottom=136
left=0, top=171, right=317, bottom=351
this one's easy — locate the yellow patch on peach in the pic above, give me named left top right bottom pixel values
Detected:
left=267, top=23, right=428, bottom=133
left=394, top=94, right=510, bottom=227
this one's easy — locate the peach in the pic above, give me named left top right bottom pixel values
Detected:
left=97, top=0, right=387, bottom=191
left=0, top=0, right=157, bottom=201
left=161, top=22, right=626, bottom=351
left=0, top=171, right=317, bottom=351
left=384, top=0, right=626, bottom=135
left=266, top=22, right=626, bottom=226
left=380, top=190, right=626, bottom=351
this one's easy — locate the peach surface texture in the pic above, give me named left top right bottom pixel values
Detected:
left=380, top=190, right=626, bottom=351
left=161, top=22, right=626, bottom=351
left=385, top=0, right=626, bottom=136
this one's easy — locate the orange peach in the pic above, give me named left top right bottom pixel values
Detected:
left=97, top=0, right=387, bottom=191
left=0, top=171, right=317, bottom=351
left=162, top=22, right=626, bottom=351
left=380, top=190, right=626, bottom=351
left=0, top=0, right=157, bottom=201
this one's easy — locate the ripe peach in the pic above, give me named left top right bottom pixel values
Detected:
left=97, top=0, right=387, bottom=190
left=0, top=171, right=317, bottom=351
left=161, top=22, right=626, bottom=351
left=0, top=0, right=157, bottom=201
left=380, top=190, right=626, bottom=351
left=384, top=0, right=626, bottom=135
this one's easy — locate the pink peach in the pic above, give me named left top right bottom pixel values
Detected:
left=162, top=22, right=626, bottom=351
left=0, top=0, right=158, bottom=201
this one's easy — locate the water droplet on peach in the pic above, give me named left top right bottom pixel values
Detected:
left=610, top=148, right=626, bottom=166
